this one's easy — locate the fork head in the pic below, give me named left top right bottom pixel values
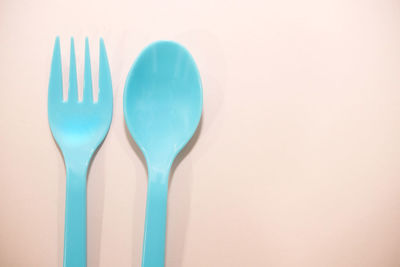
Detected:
left=48, top=37, right=113, bottom=163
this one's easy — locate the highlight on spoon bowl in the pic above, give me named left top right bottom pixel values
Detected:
left=123, top=41, right=202, bottom=267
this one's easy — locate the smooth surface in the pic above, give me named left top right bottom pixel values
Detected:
left=48, top=37, right=113, bottom=267
left=2, top=0, right=400, bottom=266
left=124, top=41, right=202, bottom=267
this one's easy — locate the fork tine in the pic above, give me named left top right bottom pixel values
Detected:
left=48, top=37, right=63, bottom=103
left=83, top=37, right=93, bottom=103
left=68, top=37, right=78, bottom=102
left=98, top=38, right=112, bottom=104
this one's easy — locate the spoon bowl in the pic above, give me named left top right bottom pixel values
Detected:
left=124, top=41, right=202, bottom=169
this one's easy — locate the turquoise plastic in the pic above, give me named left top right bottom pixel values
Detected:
left=48, top=37, right=113, bottom=267
left=124, top=41, right=203, bottom=267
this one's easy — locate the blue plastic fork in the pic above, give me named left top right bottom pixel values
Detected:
left=48, top=37, right=113, bottom=267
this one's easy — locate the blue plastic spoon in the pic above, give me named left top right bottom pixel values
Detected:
left=123, top=41, right=202, bottom=267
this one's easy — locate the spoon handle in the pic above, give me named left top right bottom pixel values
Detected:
left=63, top=162, right=87, bottom=267
left=142, top=169, right=169, bottom=267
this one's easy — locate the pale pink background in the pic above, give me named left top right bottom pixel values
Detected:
left=1, top=0, right=400, bottom=266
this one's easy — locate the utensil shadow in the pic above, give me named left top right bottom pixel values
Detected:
left=123, top=122, right=146, bottom=267
left=124, top=117, right=203, bottom=267
left=87, top=143, right=107, bottom=267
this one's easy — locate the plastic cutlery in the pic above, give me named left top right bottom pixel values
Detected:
left=124, top=41, right=202, bottom=267
left=48, top=37, right=113, bottom=267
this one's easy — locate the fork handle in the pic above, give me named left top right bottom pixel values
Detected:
left=64, top=165, right=87, bottom=267
left=142, top=168, right=169, bottom=267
